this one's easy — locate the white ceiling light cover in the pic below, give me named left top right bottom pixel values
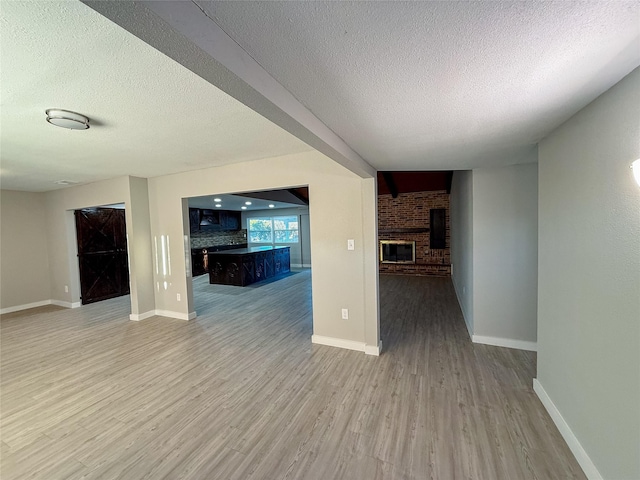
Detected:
left=45, top=109, right=90, bottom=130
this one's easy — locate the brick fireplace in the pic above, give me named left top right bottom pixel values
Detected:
left=378, top=190, right=451, bottom=276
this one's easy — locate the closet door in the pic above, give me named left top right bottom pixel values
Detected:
left=75, top=208, right=129, bottom=305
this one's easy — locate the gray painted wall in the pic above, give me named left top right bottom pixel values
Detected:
left=450, top=170, right=474, bottom=334
left=0, top=190, right=51, bottom=310
left=473, top=162, right=538, bottom=344
left=537, top=67, right=640, bottom=479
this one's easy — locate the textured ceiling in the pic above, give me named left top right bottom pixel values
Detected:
left=0, top=1, right=312, bottom=192
left=201, top=0, right=640, bottom=170
left=188, top=190, right=307, bottom=211
left=2, top=1, right=639, bottom=192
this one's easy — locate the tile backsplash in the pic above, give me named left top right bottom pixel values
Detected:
left=191, top=229, right=247, bottom=249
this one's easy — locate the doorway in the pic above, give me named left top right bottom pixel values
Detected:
left=186, top=187, right=311, bottom=316
left=74, top=207, right=130, bottom=305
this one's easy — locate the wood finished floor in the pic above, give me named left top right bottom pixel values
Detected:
left=1, top=271, right=586, bottom=479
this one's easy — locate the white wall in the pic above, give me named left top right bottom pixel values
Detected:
left=3, top=152, right=379, bottom=353
left=147, top=150, right=380, bottom=352
left=450, top=163, right=539, bottom=351
left=537, top=67, right=640, bottom=480
left=241, top=206, right=310, bottom=266
left=0, top=190, right=51, bottom=311
left=473, top=162, right=538, bottom=348
left=450, top=170, right=474, bottom=335
left=41, top=176, right=155, bottom=317
left=300, top=212, right=311, bottom=266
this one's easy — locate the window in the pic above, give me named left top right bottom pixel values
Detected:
left=248, top=216, right=299, bottom=244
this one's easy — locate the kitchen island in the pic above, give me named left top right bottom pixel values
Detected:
left=208, top=246, right=290, bottom=286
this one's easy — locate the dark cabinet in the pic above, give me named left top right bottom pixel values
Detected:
left=189, top=208, right=201, bottom=233
left=189, top=208, right=241, bottom=232
left=220, top=210, right=240, bottom=230
left=192, top=243, right=248, bottom=277
left=208, top=247, right=290, bottom=286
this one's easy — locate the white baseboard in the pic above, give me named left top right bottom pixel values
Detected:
left=302, top=263, right=312, bottom=268
left=154, top=310, right=197, bottom=321
left=1, top=299, right=82, bottom=314
left=472, top=335, right=537, bottom=352
left=129, top=310, right=156, bottom=321
left=451, top=277, right=473, bottom=339
left=0, top=300, right=51, bottom=314
left=364, top=341, right=382, bottom=356
left=51, top=300, right=81, bottom=309
left=312, top=335, right=365, bottom=353
left=533, top=379, right=601, bottom=479
left=311, top=336, right=382, bottom=356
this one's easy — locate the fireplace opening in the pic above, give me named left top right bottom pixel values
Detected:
left=380, top=240, right=416, bottom=264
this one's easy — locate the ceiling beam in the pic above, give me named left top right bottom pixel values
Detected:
left=82, top=0, right=375, bottom=179
left=445, top=171, right=454, bottom=194
left=287, top=188, right=310, bottom=205
left=381, top=172, right=399, bottom=198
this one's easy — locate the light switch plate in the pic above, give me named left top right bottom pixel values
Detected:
left=347, top=239, right=355, bottom=250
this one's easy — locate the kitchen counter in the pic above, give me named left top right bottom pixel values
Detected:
left=207, top=245, right=288, bottom=255
left=191, top=243, right=248, bottom=277
left=208, top=246, right=290, bottom=286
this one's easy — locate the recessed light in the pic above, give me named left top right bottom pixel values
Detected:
left=245, top=201, right=252, bottom=205
left=54, top=180, right=78, bottom=186
left=241, top=206, right=247, bottom=210
left=215, top=204, right=222, bottom=208
left=269, top=204, right=275, bottom=208
left=214, top=198, right=222, bottom=202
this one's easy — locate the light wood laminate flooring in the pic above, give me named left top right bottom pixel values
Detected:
left=1, top=271, right=585, bottom=479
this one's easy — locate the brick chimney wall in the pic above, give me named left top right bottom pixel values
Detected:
left=378, top=191, right=451, bottom=276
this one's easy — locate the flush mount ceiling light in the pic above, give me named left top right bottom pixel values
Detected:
left=45, top=109, right=90, bottom=130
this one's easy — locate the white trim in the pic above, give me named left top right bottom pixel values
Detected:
left=0, top=300, right=51, bottom=314
left=472, top=335, right=537, bottom=352
left=302, top=263, right=312, bottom=268
left=364, top=341, right=382, bottom=356
left=154, top=310, right=196, bottom=321
left=291, top=263, right=303, bottom=268
left=312, top=335, right=365, bottom=353
left=129, top=311, right=156, bottom=321
left=533, top=379, right=602, bottom=480
left=451, top=278, right=473, bottom=339
left=51, top=300, right=81, bottom=309
left=0, top=299, right=82, bottom=314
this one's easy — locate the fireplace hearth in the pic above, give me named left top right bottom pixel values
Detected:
left=380, top=240, right=416, bottom=264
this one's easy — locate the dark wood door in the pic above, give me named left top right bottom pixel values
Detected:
left=75, top=208, right=130, bottom=305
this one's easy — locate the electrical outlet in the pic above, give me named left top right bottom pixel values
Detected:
left=177, top=293, right=181, bottom=301
left=347, top=239, right=355, bottom=250
left=64, top=285, right=69, bottom=293
left=341, top=308, right=349, bottom=320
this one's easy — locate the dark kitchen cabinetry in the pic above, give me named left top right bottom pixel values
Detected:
left=208, top=246, right=290, bottom=286
left=191, top=243, right=248, bottom=277
left=189, top=208, right=241, bottom=233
